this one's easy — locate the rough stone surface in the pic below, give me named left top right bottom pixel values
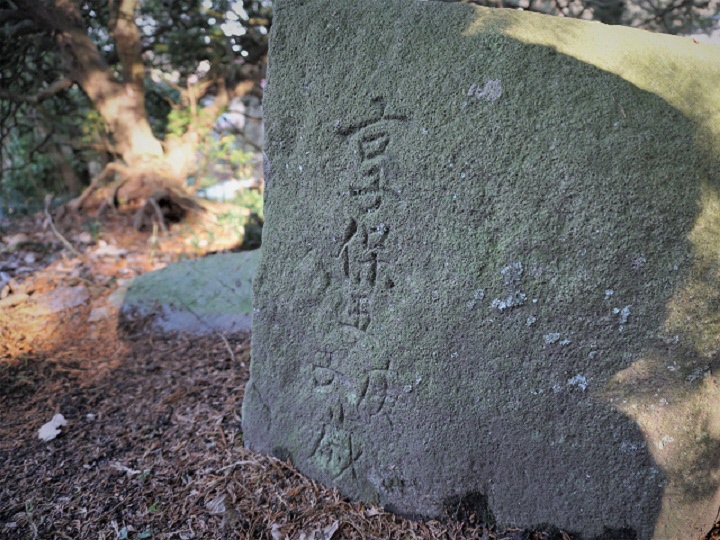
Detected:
left=242, top=1, right=720, bottom=538
left=121, top=250, right=259, bottom=335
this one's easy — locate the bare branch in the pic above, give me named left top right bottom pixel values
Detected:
left=44, top=194, right=82, bottom=257
left=0, top=78, right=73, bottom=104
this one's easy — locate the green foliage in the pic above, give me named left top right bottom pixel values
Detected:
left=194, top=133, right=255, bottom=187
left=165, top=107, right=195, bottom=139
left=1, top=127, right=56, bottom=211
left=234, top=189, right=264, bottom=249
left=232, top=188, right=263, bottom=220
left=145, top=82, right=180, bottom=139
left=217, top=195, right=264, bottom=250
left=0, top=0, right=272, bottom=210
left=0, top=88, right=105, bottom=212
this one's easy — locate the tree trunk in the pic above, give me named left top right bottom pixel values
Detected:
left=11, top=0, right=259, bottom=229
left=14, top=0, right=167, bottom=170
left=61, top=26, right=166, bottom=169
left=48, top=143, right=82, bottom=195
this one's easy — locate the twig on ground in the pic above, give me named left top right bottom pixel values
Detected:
left=215, top=460, right=259, bottom=473
left=43, top=194, right=81, bottom=257
left=216, top=331, right=236, bottom=363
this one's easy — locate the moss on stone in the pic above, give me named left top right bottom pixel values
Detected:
left=244, top=1, right=720, bottom=538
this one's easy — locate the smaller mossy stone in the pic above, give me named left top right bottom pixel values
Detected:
left=121, top=250, right=259, bottom=335
left=243, top=1, right=720, bottom=538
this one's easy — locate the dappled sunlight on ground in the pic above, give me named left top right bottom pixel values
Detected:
left=0, top=208, right=249, bottom=365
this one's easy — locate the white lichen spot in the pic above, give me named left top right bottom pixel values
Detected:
left=467, top=289, right=485, bottom=311
left=632, top=255, right=647, bottom=270
left=526, top=315, right=537, bottom=326
left=492, top=293, right=527, bottom=312
left=666, top=364, right=679, bottom=372
left=567, top=374, right=588, bottom=391
left=559, top=339, right=572, bottom=346
left=501, top=262, right=523, bottom=284
left=604, top=289, right=614, bottom=299
left=620, top=441, right=639, bottom=453
left=450, top=352, right=459, bottom=359
left=431, top=290, right=440, bottom=301
left=657, top=435, right=674, bottom=449
left=468, top=79, right=503, bottom=102
left=619, top=305, right=632, bottom=324
left=403, top=385, right=413, bottom=393
left=492, top=263, right=526, bottom=311
left=544, top=333, right=561, bottom=345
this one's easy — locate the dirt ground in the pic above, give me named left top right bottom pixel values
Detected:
left=0, top=208, right=716, bottom=540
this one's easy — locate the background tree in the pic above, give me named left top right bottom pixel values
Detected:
left=0, top=0, right=717, bottom=221
left=0, top=0, right=270, bottom=222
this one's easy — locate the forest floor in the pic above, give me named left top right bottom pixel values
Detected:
left=0, top=207, right=715, bottom=540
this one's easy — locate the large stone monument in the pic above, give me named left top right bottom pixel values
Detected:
left=242, top=0, right=720, bottom=537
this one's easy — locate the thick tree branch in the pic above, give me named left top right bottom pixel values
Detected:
left=112, top=0, right=144, bottom=88
left=0, top=78, right=73, bottom=103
